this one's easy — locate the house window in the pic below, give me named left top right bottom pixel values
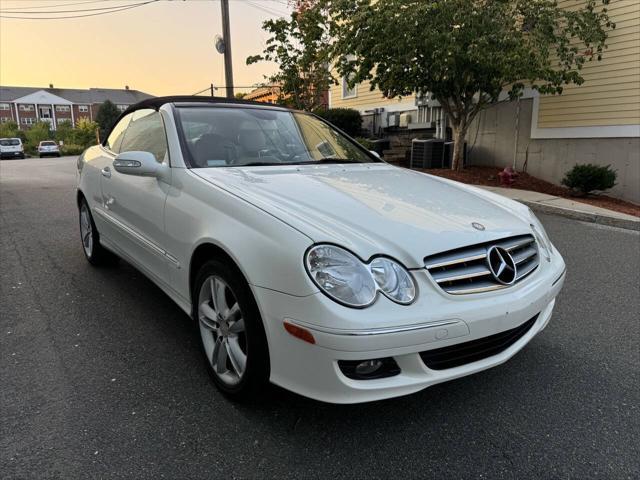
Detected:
left=0, top=103, right=10, bottom=110
left=56, top=105, right=70, bottom=112
left=19, top=104, right=34, bottom=111
left=21, top=118, right=35, bottom=125
left=1, top=117, right=10, bottom=123
left=57, top=118, right=71, bottom=125
left=341, top=75, right=357, bottom=99
left=117, top=104, right=128, bottom=112
left=78, top=105, right=89, bottom=112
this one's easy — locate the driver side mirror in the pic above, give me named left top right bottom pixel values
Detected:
left=113, top=151, right=158, bottom=176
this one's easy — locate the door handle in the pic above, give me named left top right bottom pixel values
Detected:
left=101, top=166, right=111, bottom=178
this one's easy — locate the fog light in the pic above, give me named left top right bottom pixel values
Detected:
left=338, top=357, right=401, bottom=380
left=355, top=359, right=383, bottom=375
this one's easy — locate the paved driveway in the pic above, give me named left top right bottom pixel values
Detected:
left=1, top=157, right=638, bottom=479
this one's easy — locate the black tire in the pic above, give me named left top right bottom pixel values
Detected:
left=79, top=198, right=118, bottom=266
left=39, top=154, right=43, bottom=158
left=193, top=259, right=270, bottom=401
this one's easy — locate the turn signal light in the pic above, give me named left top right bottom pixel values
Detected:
left=283, top=322, right=315, bottom=344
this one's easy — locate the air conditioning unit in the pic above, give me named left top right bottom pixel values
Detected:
left=399, top=113, right=412, bottom=128
left=387, top=112, right=399, bottom=128
left=411, top=139, right=445, bottom=168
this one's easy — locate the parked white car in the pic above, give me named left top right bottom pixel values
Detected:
left=38, top=140, right=61, bottom=158
left=76, top=97, right=566, bottom=403
left=0, top=137, right=25, bottom=159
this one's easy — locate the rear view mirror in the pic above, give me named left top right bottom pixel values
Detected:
left=113, top=151, right=158, bottom=176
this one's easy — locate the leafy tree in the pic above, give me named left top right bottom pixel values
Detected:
left=247, top=1, right=334, bottom=111
left=55, top=120, right=74, bottom=143
left=95, top=100, right=120, bottom=141
left=235, top=92, right=247, bottom=99
left=72, top=118, right=100, bottom=147
left=25, top=121, right=52, bottom=150
left=327, top=0, right=614, bottom=170
left=0, top=120, right=21, bottom=140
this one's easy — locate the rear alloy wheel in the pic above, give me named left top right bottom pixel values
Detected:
left=79, top=199, right=117, bottom=266
left=194, top=260, right=269, bottom=400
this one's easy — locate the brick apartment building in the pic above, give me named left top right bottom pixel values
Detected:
left=0, top=85, right=153, bottom=130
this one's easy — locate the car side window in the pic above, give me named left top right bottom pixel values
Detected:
left=105, top=113, right=132, bottom=154
left=119, top=109, right=168, bottom=163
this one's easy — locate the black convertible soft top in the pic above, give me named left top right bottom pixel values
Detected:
left=104, top=95, right=289, bottom=145
left=122, top=95, right=288, bottom=115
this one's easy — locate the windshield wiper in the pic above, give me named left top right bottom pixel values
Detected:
left=235, top=158, right=356, bottom=167
left=289, top=158, right=357, bottom=165
left=235, top=161, right=288, bottom=167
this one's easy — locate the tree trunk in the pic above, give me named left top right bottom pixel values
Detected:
left=451, top=123, right=468, bottom=171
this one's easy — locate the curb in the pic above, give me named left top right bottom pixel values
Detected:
left=519, top=200, right=640, bottom=231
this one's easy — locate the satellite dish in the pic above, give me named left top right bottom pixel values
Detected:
left=214, top=35, right=225, bottom=54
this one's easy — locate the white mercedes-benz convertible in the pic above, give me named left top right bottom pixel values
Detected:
left=77, top=96, right=566, bottom=403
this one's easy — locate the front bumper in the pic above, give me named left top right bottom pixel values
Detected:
left=253, top=247, right=566, bottom=404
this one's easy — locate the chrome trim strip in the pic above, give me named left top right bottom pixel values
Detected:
left=434, top=268, right=491, bottom=283
left=288, top=319, right=460, bottom=336
left=94, top=208, right=180, bottom=268
left=446, top=283, right=509, bottom=295
left=513, top=246, right=538, bottom=264
left=505, top=238, right=535, bottom=251
left=425, top=253, right=486, bottom=269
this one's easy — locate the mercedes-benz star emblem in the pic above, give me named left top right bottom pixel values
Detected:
left=486, top=246, right=517, bottom=285
left=472, top=222, right=485, bottom=231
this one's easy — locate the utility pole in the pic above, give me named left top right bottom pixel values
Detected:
left=220, top=0, right=234, bottom=98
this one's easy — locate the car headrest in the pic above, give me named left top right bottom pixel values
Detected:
left=237, top=130, right=267, bottom=153
left=193, top=133, right=232, bottom=166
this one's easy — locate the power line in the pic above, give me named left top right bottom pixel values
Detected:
left=0, top=3, right=154, bottom=14
left=0, top=0, right=106, bottom=11
left=245, top=1, right=289, bottom=17
left=0, top=0, right=159, bottom=19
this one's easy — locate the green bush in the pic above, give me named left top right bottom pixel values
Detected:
left=0, top=120, right=22, bottom=141
left=61, top=144, right=86, bottom=156
left=561, top=164, right=617, bottom=196
left=314, top=108, right=362, bottom=137
left=25, top=121, right=53, bottom=153
left=72, top=118, right=100, bottom=147
left=55, top=120, right=74, bottom=143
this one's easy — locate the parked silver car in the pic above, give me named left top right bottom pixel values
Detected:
left=0, top=138, right=25, bottom=159
left=38, top=140, right=61, bottom=158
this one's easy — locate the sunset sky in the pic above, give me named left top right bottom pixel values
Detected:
left=0, top=0, right=285, bottom=96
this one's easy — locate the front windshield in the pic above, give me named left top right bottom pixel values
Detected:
left=177, top=106, right=378, bottom=168
left=0, top=139, right=20, bottom=146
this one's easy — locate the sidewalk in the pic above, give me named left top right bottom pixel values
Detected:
left=480, top=186, right=640, bottom=231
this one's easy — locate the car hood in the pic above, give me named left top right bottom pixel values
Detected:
left=193, top=163, right=534, bottom=268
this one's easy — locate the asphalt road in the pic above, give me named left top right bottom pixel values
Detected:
left=1, top=157, right=639, bottom=480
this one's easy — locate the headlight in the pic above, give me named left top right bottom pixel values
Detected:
left=305, top=245, right=416, bottom=308
left=529, top=209, right=552, bottom=262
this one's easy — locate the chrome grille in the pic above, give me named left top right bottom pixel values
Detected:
left=425, top=235, right=539, bottom=295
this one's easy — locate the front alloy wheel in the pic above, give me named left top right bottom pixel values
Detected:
left=198, top=276, right=247, bottom=386
left=193, top=259, right=269, bottom=400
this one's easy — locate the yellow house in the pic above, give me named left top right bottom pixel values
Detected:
left=329, top=0, right=640, bottom=203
